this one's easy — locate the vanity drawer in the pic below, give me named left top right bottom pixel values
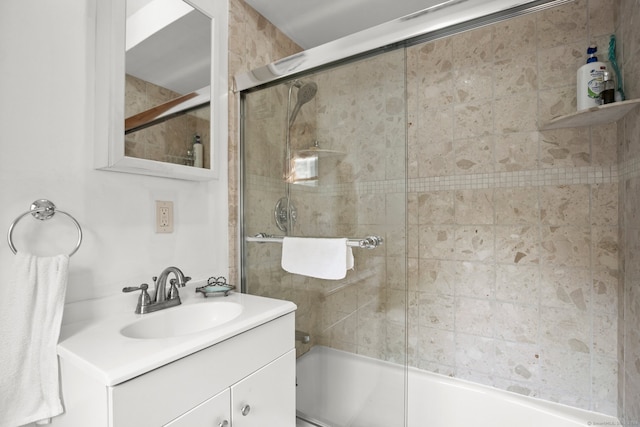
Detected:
left=109, top=313, right=294, bottom=427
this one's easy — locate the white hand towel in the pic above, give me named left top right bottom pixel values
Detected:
left=0, top=252, right=69, bottom=427
left=281, top=237, right=354, bottom=280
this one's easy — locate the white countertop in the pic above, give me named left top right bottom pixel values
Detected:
left=57, top=285, right=296, bottom=386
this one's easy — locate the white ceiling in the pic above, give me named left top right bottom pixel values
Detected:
left=244, top=0, right=450, bottom=49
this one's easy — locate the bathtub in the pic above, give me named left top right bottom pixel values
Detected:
left=296, top=346, right=620, bottom=427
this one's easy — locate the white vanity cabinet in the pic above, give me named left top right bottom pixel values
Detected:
left=53, top=312, right=296, bottom=427
left=165, top=388, right=230, bottom=427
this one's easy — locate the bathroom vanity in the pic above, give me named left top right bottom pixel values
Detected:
left=51, top=290, right=296, bottom=426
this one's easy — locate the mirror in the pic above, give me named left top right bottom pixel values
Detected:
left=94, top=0, right=228, bottom=180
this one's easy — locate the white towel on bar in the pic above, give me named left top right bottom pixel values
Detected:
left=0, top=252, right=69, bottom=427
left=281, top=237, right=354, bottom=280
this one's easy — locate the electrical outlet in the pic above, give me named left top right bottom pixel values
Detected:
left=156, top=201, right=173, bottom=233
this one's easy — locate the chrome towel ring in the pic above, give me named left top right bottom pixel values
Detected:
left=7, top=199, right=83, bottom=257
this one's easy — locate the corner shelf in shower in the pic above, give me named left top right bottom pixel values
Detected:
left=541, top=98, right=640, bottom=130
left=293, top=148, right=346, bottom=158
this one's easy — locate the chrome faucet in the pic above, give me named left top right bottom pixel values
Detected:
left=122, top=266, right=191, bottom=314
left=154, top=266, right=189, bottom=303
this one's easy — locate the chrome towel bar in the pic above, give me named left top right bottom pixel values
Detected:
left=7, top=199, right=83, bottom=257
left=246, top=233, right=383, bottom=249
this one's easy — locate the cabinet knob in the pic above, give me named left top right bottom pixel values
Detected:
left=218, top=421, right=229, bottom=427
left=241, top=404, right=251, bottom=416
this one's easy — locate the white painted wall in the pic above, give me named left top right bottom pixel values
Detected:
left=0, top=0, right=228, bottom=305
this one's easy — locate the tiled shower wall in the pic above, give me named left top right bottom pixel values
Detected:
left=233, top=0, right=639, bottom=420
left=227, top=0, right=302, bottom=283
left=405, top=0, right=619, bottom=414
left=124, top=74, right=211, bottom=167
left=616, top=0, right=640, bottom=423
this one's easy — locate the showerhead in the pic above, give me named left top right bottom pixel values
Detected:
left=289, top=81, right=317, bottom=127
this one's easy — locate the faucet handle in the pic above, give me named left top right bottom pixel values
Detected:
left=169, top=276, right=191, bottom=287
left=122, top=284, right=151, bottom=313
left=122, top=283, right=149, bottom=293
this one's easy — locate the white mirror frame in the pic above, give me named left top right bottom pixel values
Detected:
left=94, top=0, right=228, bottom=181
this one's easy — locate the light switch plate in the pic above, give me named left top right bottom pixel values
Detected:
left=156, top=201, right=173, bottom=233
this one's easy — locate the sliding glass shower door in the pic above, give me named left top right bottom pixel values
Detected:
left=241, top=48, right=408, bottom=427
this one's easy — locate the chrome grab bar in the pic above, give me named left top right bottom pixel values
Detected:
left=245, top=233, right=383, bottom=249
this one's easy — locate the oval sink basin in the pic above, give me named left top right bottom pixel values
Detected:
left=120, top=301, right=243, bottom=339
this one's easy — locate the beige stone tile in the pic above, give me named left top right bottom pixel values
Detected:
left=495, top=226, right=540, bottom=265
left=408, top=224, right=420, bottom=258
left=591, top=122, right=618, bottom=166
left=540, top=226, right=591, bottom=268
left=418, top=191, right=455, bottom=224
left=416, top=106, right=455, bottom=177
left=454, top=136, right=494, bottom=174
left=537, top=42, right=584, bottom=90
left=538, top=86, right=577, bottom=124
left=418, top=293, right=455, bottom=329
left=495, top=264, right=540, bottom=304
left=592, top=226, right=619, bottom=270
left=455, top=333, right=495, bottom=373
left=356, top=193, right=386, bottom=225
left=494, top=14, right=537, bottom=61
left=591, top=355, right=618, bottom=416
left=539, top=348, right=591, bottom=398
left=418, top=70, right=454, bottom=106
left=455, top=225, right=495, bottom=261
left=454, top=100, right=494, bottom=139
left=452, top=26, right=494, bottom=69
left=418, top=259, right=456, bottom=295
left=593, top=312, right=618, bottom=357
left=592, top=268, right=618, bottom=314
left=385, top=322, right=409, bottom=363
left=386, top=255, right=407, bottom=290
left=540, top=127, right=591, bottom=168
left=455, top=261, right=495, bottom=298
left=453, top=63, right=494, bottom=103
left=386, top=288, right=410, bottom=325
left=494, top=340, right=540, bottom=384
left=540, top=267, right=591, bottom=311
left=494, top=131, right=540, bottom=172
left=537, top=0, right=589, bottom=49
left=540, top=185, right=590, bottom=226
left=455, top=189, right=494, bottom=225
left=494, top=53, right=538, bottom=97
left=493, top=94, right=538, bottom=133
left=417, top=326, right=455, bottom=365
left=588, top=0, right=616, bottom=37
left=418, top=138, right=455, bottom=178
left=419, top=225, right=456, bottom=259
left=592, top=183, right=618, bottom=226
left=455, top=298, right=493, bottom=337
left=493, top=302, right=539, bottom=343
left=494, top=186, right=540, bottom=224
left=540, top=306, right=591, bottom=353
left=408, top=192, right=419, bottom=225
left=410, top=37, right=453, bottom=73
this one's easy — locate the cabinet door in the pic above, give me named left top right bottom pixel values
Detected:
left=231, top=350, right=296, bottom=427
left=164, top=388, right=230, bottom=427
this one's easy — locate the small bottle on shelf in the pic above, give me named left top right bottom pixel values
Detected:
left=193, top=134, right=203, bottom=168
left=601, top=71, right=615, bottom=105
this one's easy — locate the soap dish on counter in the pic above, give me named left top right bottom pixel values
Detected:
left=196, top=276, right=236, bottom=297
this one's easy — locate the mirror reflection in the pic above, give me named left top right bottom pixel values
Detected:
left=124, top=0, right=211, bottom=168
